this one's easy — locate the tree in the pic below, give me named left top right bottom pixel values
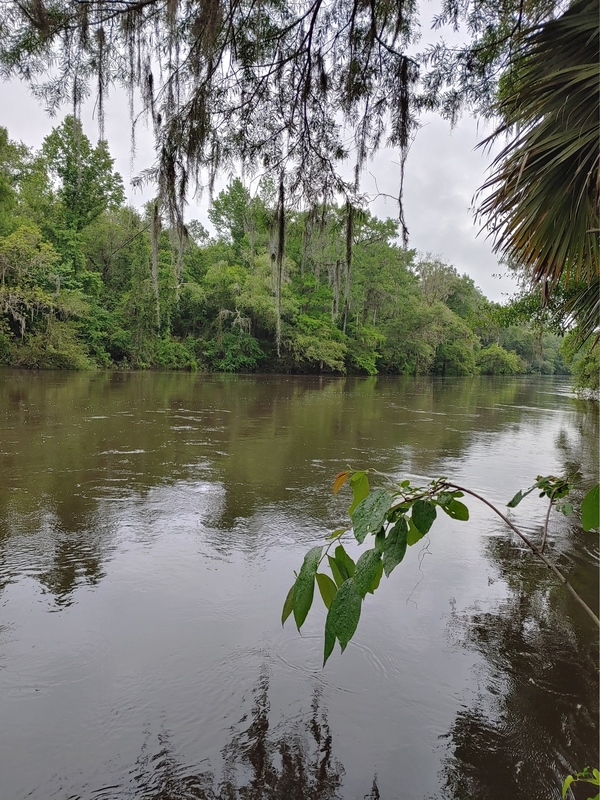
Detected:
left=0, top=126, right=29, bottom=236
left=1, top=0, right=597, bottom=353
left=208, top=179, right=253, bottom=249
left=476, top=342, right=524, bottom=375
left=0, top=145, right=577, bottom=375
left=41, top=116, right=124, bottom=233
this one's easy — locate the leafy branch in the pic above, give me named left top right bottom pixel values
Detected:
left=562, top=767, right=600, bottom=800
left=283, top=471, right=600, bottom=665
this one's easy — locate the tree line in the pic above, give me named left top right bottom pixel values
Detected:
left=0, top=117, right=581, bottom=378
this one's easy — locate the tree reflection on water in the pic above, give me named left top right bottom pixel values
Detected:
left=437, top=532, right=598, bottom=798
left=132, top=671, right=380, bottom=800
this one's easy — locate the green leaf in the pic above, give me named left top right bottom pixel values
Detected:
left=443, top=499, right=470, bottom=521
left=411, top=499, right=437, bottom=535
left=436, top=492, right=455, bottom=506
left=581, top=483, right=599, bottom=531
left=353, top=549, right=383, bottom=598
left=326, top=527, right=347, bottom=540
left=562, top=774, right=574, bottom=798
left=407, top=517, right=425, bottom=546
left=292, top=545, right=323, bottom=630
left=335, top=544, right=356, bottom=577
left=557, top=502, right=574, bottom=517
left=383, top=517, right=408, bottom=576
left=348, top=471, right=370, bottom=514
left=371, top=559, right=384, bottom=593
left=323, top=618, right=336, bottom=666
left=374, top=528, right=386, bottom=553
left=325, top=578, right=362, bottom=652
left=282, top=584, right=295, bottom=626
left=328, top=554, right=346, bottom=587
left=316, top=573, right=337, bottom=609
left=507, top=489, right=524, bottom=507
left=351, top=489, right=393, bottom=544
left=507, top=485, right=536, bottom=507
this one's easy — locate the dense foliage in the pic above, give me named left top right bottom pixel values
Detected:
left=0, top=119, right=573, bottom=375
left=1, top=0, right=597, bottom=345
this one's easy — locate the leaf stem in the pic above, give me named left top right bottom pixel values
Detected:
left=540, top=493, right=554, bottom=553
left=444, top=482, right=600, bottom=629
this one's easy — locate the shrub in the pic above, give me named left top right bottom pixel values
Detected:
left=203, top=331, right=265, bottom=372
left=476, top=343, right=525, bottom=375
left=13, top=321, right=95, bottom=369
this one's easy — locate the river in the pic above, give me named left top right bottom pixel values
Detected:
left=0, top=371, right=597, bottom=800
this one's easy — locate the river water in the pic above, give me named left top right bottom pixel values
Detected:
left=0, top=371, right=597, bottom=800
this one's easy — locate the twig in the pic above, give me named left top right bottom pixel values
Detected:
left=540, top=494, right=554, bottom=554
left=444, top=482, right=600, bottom=629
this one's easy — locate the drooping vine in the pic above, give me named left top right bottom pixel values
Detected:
left=150, top=200, right=161, bottom=330
left=272, top=176, right=285, bottom=357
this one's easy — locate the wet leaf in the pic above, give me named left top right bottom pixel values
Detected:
left=374, top=528, right=386, bottom=553
left=436, top=491, right=455, bottom=507
left=351, top=489, right=393, bottom=543
left=334, top=544, right=356, bottom=577
left=557, top=502, right=574, bottom=517
left=581, top=483, right=599, bottom=531
left=293, top=545, right=322, bottom=630
left=371, top=560, right=384, bottom=593
left=348, top=471, right=370, bottom=514
left=353, top=549, right=383, bottom=597
left=411, top=499, right=437, bottom=535
left=443, top=499, right=470, bottom=521
left=383, top=517, right=408, bottom=576
left=507, top=485, right=536, bottom=507
left=326, top=578, right=362, bottom=652
left=316, top=573, right=337, bottom=609
left=406, top=517, right=425, bottom=546
left=323, top=617, right=336, bottom=666
left=328, top=554, right=346, bottom=587
left=281, top=584, right=294, bottom=626
left=508, top=489, right=524, bottom=507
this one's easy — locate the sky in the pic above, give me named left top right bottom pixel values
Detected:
left=0, top=6, right=520, bottom=304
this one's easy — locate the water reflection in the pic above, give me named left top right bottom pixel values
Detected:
left=131, top=672, right=379, bottom=800
left=0, top=370, right=597, bottom=800
left=439, top=591, right=598, bottom=800
left=438, top=412, right=599, bottom=800
left=37, top=527, right=106, bottom=607
left=0, top=370, right=545, bottom=605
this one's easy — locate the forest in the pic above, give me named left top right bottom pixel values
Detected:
left=0, top=117, right=583, bottom=380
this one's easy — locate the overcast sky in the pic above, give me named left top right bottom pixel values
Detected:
left=0, top=5, right=520, bottom=303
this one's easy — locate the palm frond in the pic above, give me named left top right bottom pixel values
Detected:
left=477, top=0, right=600, bottom=333
left=561, top=277, right=600, bottom=344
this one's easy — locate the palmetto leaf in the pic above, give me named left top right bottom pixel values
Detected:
left=478, top=0, right=599, bottom=337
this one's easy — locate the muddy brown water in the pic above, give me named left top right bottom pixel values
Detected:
left=0, top=371, right=597, bottom=800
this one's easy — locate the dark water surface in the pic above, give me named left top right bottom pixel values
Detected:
left=0, top=371, right=597, bottom=800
